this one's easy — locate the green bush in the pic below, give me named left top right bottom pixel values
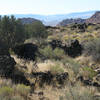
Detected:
left=53, top=48, right=65, bottom=60
left=61, top=56, right=81, bottom=75
left=0, top=86, right=14, bottom=97
left=82, top=66, right=97, bottom=79
left=0, top=84, right=30, bottom=100
left=39, top=46, right=53, bottom=59
left=0, top=96, right=24, bottom=100
left=24, top=21, right=48, bottom=42
left=50, top=62, right=64, bottom=74
left=60, top=83, right=96, bottom=100
left=0, top=15, right=26, bottom=48
left=84, top=38, right=100, bottom=62
left=10, top=96, right=24, bottom=100
left=39, top=46, right=65, bottom=60
left=16, top=84, right=30, bottom=96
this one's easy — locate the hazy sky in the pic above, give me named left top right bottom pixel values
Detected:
left=0, top=0, right=100, bottom=15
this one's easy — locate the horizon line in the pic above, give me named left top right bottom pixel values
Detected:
left=0, top=10, right=99, bottom=16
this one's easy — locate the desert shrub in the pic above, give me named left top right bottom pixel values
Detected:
left=39, top=46, right=65, bottom=60
left=84, top=38, right=100, bottom=62
left=61, top=56, right=81, bottom=76
left=15, top=84, right=30, bottom=96
left=82, top=66, right=97, bottom=79
left=0, top=96, right=24, bottom=100
left=60, top=83, right=96, bottom=100
left=48, top=36, right=55, bottom=40
left=0, top=86, right=14, bottom=97
left=0, top=78, right=13, bottom=88
left=10, top=96, right=24, bottom=100
left=50, top=62, right=64, bottom=74
left=53, top=48, right=65, bottom=60
left=87, top=26, right=94, bottom=32
left=0, top=96, right=23, bottom=100
left=39, top=46, right=53, bottom=59
left=64, top=35, right=73, bottom=41
left=0, top=78, right=30, bottom=100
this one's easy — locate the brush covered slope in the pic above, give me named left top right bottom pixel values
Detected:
left=1, top=15, right=100, bottom=100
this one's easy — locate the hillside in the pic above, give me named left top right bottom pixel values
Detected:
left=1, top=15, right=100, bottom=100
left=7, top=23, right=100, bottom=99
left=19, top=18, right=41, bottom=24
left=58, top=11, right=100, bottom=26
left=58, top=18, right=86, bottom=26
left=86, top=11, right=100, bottom=23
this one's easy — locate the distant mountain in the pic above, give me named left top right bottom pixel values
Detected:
left=19, top=18, right=41, bottom=24
left=58, top=11, right=100, bottom=26
left=86, top=11, right=100, bottom=24
left=4, top=11, right=97, bottom=26
left=58, top=18, right=86, bottom=26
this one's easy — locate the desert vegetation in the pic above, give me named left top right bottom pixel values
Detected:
left=1, top=14, right=100, bottom=100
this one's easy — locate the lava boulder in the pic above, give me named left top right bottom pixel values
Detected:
left=13, top=43, right=38, bottom=61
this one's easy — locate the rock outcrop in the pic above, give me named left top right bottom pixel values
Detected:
left=86, top=11, right=100, bottom=24
left=31, top=71, right=68, bottom=87
left=13, top=43, right=38, bottom=61
left=49, top=39, right=83, bottom=57
left=66, top=40, right=83, bottom=57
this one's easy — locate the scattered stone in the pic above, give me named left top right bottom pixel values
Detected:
left=55, top=72, right=69, bottom=85
left=77, top=75, right=100, bottom=87
left=32, top=71, right=68, bottom=87
left=38, top=92, right=44, bottom=96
